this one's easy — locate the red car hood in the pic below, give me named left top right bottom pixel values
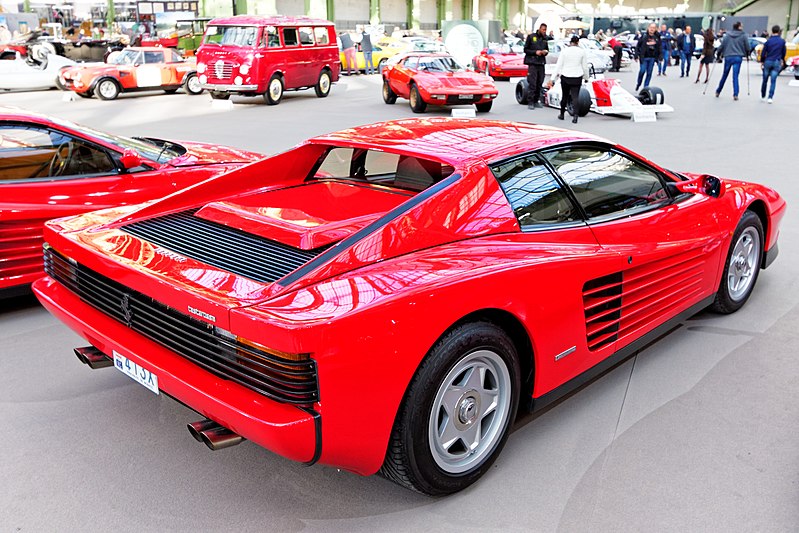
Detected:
left=166, top=140, right=263, bottom=167
left=420, top=71, right=496, bottom=90
left=61, top=63, right=116, bottom=77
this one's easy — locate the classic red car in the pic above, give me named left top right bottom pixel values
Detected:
left=34, top=119, right=784, bottom=495
left=0, top=108, right=261, bottom=297
left=60, top=46, right=203, bottom=100
left=382, top=53, right=498, bottom=112
left=472, top=44, right=527, bottom=80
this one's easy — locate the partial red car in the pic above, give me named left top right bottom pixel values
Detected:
left=0, top=108, right=261, bottom=297
left=472, top=44, right=527, bottom=80
left=60, top=47, right=203, bottom=100
left=382, top=53, right=498, bottom=112
left=34, top=119, right=784, bottom=495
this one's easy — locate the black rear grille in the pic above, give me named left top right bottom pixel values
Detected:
left=44, top=246, right=318, bottom=404
left=123, top=210, right=324, bottom=284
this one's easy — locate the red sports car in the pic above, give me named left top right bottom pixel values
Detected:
left=60, top=46, right=203, bottom=100
left=0, top=108, right=261, bottom=297
left=472, top=44, right=527, bottom=80
left=382, top=53, right=498, bottom=112
left=34, top=119, right=784, bottom=495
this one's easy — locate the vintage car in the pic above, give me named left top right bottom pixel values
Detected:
left=1, top=30, right=126, bottom=62
left=789, top=55, right=799, bottom=79
left=0, top=108, right=261, bottom=297
left=472, top=43, right=527, bottom=80
left=60, top=46, right=202, bottom=100
left=33, top=119, right=784, bottom=495
left=515, top=75, right=673, bottom=120
left=382, top=53, right=498, bottom=112
left=548, top=40, right=612, bottom=74
left=339, top=37, right=403, bottom=73
left=0, top=50, right=75, bottom=91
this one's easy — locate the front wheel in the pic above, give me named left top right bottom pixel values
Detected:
left=95, top=79, right=120, bottom=100
left=314, top=69, right=331, bottom=97
left=380, top=322, right=520, bottom=495
left=382, top=79, right=397, bottom=104
left=264, top=74, right=283, bottom=105
left=514, top=79, right=528, bottom=104
left=184, top=73, right=203, bottom=95
left=710, top=210, right=764, bottom=314
left=475, top=101, right=493, bottom=112
left=409, top=83, right=427, bottom=113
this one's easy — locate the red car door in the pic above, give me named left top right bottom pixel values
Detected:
left=543, top=144, right=726, bottom=354
left=389, top=57, right=416, bottom=98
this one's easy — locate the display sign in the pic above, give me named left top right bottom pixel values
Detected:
left=137, top=1, right=198, bottom=15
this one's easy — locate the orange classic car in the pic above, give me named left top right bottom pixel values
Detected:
left=60, top=47, right=203, bottom=100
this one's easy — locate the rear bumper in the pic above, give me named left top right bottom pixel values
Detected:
left=33, top=276, right=319, bottom=463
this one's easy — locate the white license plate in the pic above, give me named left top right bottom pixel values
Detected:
left=458, top=94, right=472, bottom=99
left=113, top=350, right=159, bottom=395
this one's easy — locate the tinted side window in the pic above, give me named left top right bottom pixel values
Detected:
left=143, top=51, right=164, bottom=64
left=491, top=155, right=578, bottom=227
left=283, top=28, right=299, bottom=46
left=403, top=56, right=418, bottom=69
left=545, top=147, right=669, bottom=219
left=314, top=27, right=330, bottom=45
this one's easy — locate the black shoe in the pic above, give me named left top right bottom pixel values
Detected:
left=572, top=116, right=578, bottom=124
left=557, top=113, right=564, bottom=120
left=528, top=103, right=535, bottom=110
left=534, top=102, right=543, bottom=108
left=635, top=85, right=640, bottom=91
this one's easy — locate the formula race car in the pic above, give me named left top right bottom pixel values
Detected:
left=0, top=50, right=75, bottom=91
left=515, top=74, right=673, bottom=120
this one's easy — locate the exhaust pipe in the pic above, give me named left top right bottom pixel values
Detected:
left=74, top=346, right=114, bottom=369
left=187, top=419, right=244, bottom=450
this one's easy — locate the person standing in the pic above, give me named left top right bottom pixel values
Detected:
left=523, top=23, right=549, bottom=110
left=553, top=35, right=589, bottom=124
left=759, top=25, right=787, bottom=102
left=715, top=21, right=750, bottom=100
left=636, top=23, right=661, bottom=91
left=658, top=24, right=673, bottom=75
left=677, top=26, right=696, bottom=77
left=361, top=30, right=374, bottom=75
left=695, top=28, right=715, bottom=83
left=608, top=35, right=623, bottom=72
left=339, top=32, right=357, bottom=76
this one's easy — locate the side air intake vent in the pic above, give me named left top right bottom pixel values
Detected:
left=583, top=272, right=623, bottom=351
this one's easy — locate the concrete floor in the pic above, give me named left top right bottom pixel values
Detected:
left=1, top=64, right=798, bottom=532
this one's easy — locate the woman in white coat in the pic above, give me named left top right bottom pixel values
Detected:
left=552, top=35, right=589, bottom=124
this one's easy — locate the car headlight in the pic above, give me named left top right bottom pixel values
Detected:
left=199, top=74, right=207, bottom=84
left=494, top=60, right=502, bottom=66
left=234, top=76, right=243, bottom=85
left=239, top=64, right=249, bottom=75
left=197, top=62, right=206, bottom=73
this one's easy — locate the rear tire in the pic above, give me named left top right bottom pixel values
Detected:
left=475, top=101, right=493, bottom=112
left=566, top=87, right=591, bottom=117
left=314, top=69, right=331, bottom=97
left=710, top=211, right=764, bottom=314
left=382, top=79, right=397, bottom=104
left=379, top=321, right=520, bottom=495
left=515, top=79, right=528, bottom=104
left=264, top=74, right=284, bottom=105
left=409, top=83, right=427, bottom=113
left=638, top=86, right=665, bottom=105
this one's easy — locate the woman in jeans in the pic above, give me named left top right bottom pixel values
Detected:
left=552, top=35, right=589, bottom=124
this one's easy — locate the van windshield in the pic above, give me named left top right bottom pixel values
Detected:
left=203, top=25, right=258, bottom=46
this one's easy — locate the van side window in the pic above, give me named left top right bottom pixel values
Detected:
left=314, top=27, right=329, bottom=45
left=263, top=26, right=280, bottom=48
left=283, top=28, right=299, bottom=46
left=299, top=27, right=314, bottom=45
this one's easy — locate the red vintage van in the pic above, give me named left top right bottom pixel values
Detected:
left=196, top=15, right=340, bottom=105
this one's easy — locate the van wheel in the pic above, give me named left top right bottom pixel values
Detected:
left=264, top=74, right=284, bottom=105
left=409, top=83, right=427, bottom=113
left=315, top=70, right=331, bottom=97
left=209, top=91, right=230, bottom=100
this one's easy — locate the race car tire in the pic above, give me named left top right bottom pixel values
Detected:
left=475, top=101, right=493, bottom=112
left=209, top=91, right=230, bottom=100
left=514, top=79, right=528, bottom=104
left=95, top=78, right=120, bottom=100
left=566, top=87, right=591, bottom=117
left=638, top=86, right=664, bottom=106
left=710, top=210, right=763, bottom=314
left=409, top=83, right=427, bottom=113
left=184, top=73, right=204, bottom=95
left=314, top=69, right=331, bottom=98
left=264, top=74, right=284, bottom=105
left=382, top=79, right=397, bottom=104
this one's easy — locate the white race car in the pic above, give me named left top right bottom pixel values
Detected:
left=0, top=50, right=76, bottom=91
left=516, top=74, right=674, bottom=121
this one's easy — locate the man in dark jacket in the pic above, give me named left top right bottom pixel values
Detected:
left=677, top=25, right=696, bottom=77
left=658, top=24, right=673, bottom=75
left=636, top=23, right=661, bottom=91
left=760, top=25, right=787, bottom=102
left=715, top=21, right=750, bottom=100
left=361, top=30, right=374, bottom=75
left=524, top=23, right=549, bottom=109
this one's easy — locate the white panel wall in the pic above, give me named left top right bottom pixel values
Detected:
left=275, top=0, right=304, bottom=16
left=335, top=0, right=370, bottom=22
left=478, top=0, right=496, bottom=21
left=381, top=0, right=407, bottom=26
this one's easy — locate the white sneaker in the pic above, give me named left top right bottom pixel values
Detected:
left=767, top=98, right=773, bottom=104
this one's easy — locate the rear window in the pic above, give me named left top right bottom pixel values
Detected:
left=312, top=147, right=453, bottom=192
left=314, top=27, right=329, bottom=45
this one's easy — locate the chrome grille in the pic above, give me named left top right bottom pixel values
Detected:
left=43, top=245, right=319, bottom=404
left=123, top=210, right=325, bottom=284
left=212, top=60, right=234, bottom=80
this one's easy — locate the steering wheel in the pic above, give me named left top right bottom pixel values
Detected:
left=48, top=142, right=74, bottom=176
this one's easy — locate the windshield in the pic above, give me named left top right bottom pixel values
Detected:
left=70, top=122, right=185, bottom=163
left=203, top=25, right=259, bottom=46
left=110, top=49, right=142, bottom=65
left=418, top=56, right=463, bottom=72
